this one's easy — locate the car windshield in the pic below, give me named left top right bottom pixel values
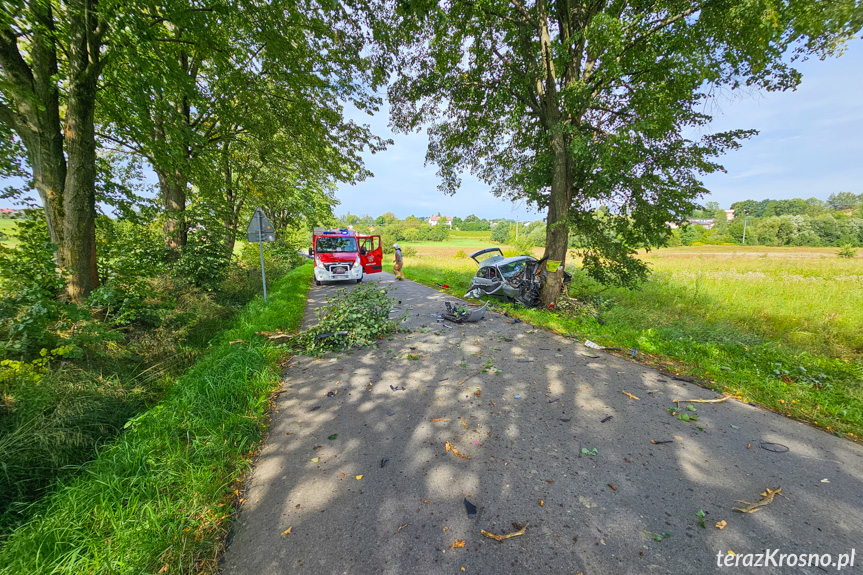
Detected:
left=316, top=237, right=358, bottom=253
left=499, top=260, right=528, bottom=279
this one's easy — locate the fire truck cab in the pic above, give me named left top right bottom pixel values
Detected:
left=310, top=228, right=383, bottom=286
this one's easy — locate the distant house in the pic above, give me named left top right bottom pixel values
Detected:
left=724, top=209, right=735, bottom=220
left=428, top=216, right=453, bottom=227
left=0, top=208, right=20, bottom=217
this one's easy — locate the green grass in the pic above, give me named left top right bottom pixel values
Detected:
left=0, top=219, right=19, bottom=247
left=0, top=263, right=313, bottom=575
left=392, top=248, right=863, bottom=440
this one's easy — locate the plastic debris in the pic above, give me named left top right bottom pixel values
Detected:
left=328, top=434, right=338, bottom=440
left=514, top=395, right=522, bottom=399
left=387, top=412, right=395, bottom=416
left=760, top=442, right=789, bottom=453
left=390, top=385, right=406, bottom=391
left=584, top=340, right=604, bottom=350
left=326, top=390, right=337, bottom=397
left=281, top=526, right=292, bottom=536
left=820, top=478, right=829, bottom=484
left=581, top=447, right=598, bottom=456
left=730, top=425, right=740, bottom=429
left=715, top=520, right=727, bottom=530
left=450, top=540, right=466, bottom=549
left=310, top=457, right=319, bottom=463
left=630, top=348, right=638, bottom=358
left=381, top=457, right=389, bottom=468
left=464, top=498, right=478, bottom=518
left=733, top=487, right=782, bottom=513
left=481, top=522, right=528, bottom=542
left=601, top=416, right=613, bottom=423
left=355, top=475, right=363, bottom=480
left=443, top=301, right=488, bottom=323
left=511, top=318, right=522, bottom=324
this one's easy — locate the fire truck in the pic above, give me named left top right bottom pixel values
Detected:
left=310, top=228, right=383, bottom=286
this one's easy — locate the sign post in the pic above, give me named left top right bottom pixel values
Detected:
left=246, top=207, right=275, bottom=301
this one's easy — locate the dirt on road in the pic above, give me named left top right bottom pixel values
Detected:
left=221, top=273, right=863, bottom=575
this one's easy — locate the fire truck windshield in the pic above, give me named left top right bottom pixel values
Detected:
left=316, top=236, right=358, bottom=253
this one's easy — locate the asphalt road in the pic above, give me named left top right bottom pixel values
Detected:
left=221, top=272, right=863, bottom=574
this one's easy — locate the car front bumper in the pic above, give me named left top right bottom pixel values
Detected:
left=314, top=264, right=363, bottom=282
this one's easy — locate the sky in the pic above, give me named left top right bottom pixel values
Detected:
left=2, top=41, right=861, bottom=221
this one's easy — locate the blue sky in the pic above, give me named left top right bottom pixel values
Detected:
left=2, top=41, right=861, bottom=221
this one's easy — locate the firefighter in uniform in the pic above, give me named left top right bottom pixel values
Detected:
left=393, top=243, right=405, bottom=280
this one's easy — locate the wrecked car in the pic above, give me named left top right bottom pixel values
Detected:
left=464, top=247, right=571, bottom=307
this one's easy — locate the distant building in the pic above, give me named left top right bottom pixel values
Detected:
left=724, top=209, right=735, bottom=220
left=428, top=216, right=453, bottom=227
left=0, top=208, right=20, bottom=217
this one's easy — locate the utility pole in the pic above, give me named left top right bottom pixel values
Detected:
left=742, top=217, right=748, bottom=245
left=515, top=217, right=519, bottom=241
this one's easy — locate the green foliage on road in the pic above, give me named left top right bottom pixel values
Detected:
left=0, top=264, right=312, bottom=575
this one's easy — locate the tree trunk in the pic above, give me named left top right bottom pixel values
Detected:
left=62, top=0, right=101, bottom=301
left=222, top=139, right=237, bottom=253
left=158, top=168, right=187, bottom=252
left=539, top=127, right=572, bottom=306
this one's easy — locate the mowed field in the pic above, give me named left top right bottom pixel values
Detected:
left=0, top=219, right=18, bottom=247
left=395, top=238, right=863, bottom=438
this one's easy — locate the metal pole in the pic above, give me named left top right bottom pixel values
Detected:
left=515, top=217, right=519, bottom=241
left=259, top=211, right=268, bottom=302
left=742, top=217, right=747, bottom=245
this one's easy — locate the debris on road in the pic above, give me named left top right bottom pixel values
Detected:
left=821, top=479, right=830, bottom=483
left=673, top=396, right=729, bottom=405
left=464, top=498, right=478, bottom=518
left=621, top=391, right=640, bottom=400
left=584, top=340, right=604, bottom=350
left=380, top=457, right=389, bottom=468
left=315, top=330, right=349, bottom=340
left=481, top=522, right=528, bottom=542
left=328, top=434, right=338, bottom=440
left=397, top=524, right=409, bottom=532
left=310, top=457, right=319, bottom=463
left=715, top=520, right=727, bottom=530
left=443, top=301, right=488, bottom=323
left=630, top=348, right=638, bottom=358
left=450, top=540, right=466, bottom=549
left=308, top=405, right=321, bottom=412
left=281, top=527, right=292, bottom=536
left=229, top=339, right=245, bottom=345
left=581, top=448, right=598, bottom=456
left=355, top=475, right=363, bottom=480
left=760, top=442, right=789, bottom=453
left=733, top=486, right=782, bottom=513
left=446, top=441, right=472, bottom=459
left=387, top=412, right=395, bottom=416
left=255, top=330, right=293, bottom=341
left=430, top=418, right=451, bottom=423
left=651, top=440, right=673, bottom=445
left=390, top=385, right=406, bottom=391
left=607, top=484, right=617, bottom=491
left=326, top=390, right=337, bottom=397
left=601, top=416, right=613, bottom=423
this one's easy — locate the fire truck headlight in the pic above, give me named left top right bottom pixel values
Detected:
left=353, top=256, right=361, bottom=269
left=315, top=256, right=323, bottom=268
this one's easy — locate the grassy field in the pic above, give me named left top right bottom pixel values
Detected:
left=390, top=244, right=863, bottom=440
left=0, top=219, right=18, bottom=247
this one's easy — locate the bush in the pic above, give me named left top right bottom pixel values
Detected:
left=837, top=244, right=858, bottom=258
left=490, top=222, right=511, bottom=244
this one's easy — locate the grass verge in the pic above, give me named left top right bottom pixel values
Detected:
left=0, top=263, right=313, bottom=575
left=391, top=256, right=863, bottom=440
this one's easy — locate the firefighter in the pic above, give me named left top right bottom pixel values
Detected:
left=393, top=243, right=405, bottom=280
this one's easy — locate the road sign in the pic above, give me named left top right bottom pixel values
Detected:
left=247, top=208, right=274, bottom=302
left=247, top=207, right=275, bottom=243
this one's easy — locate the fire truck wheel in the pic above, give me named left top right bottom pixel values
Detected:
left=356, top=277, right=363, bottom=283
left=315, top=280, right=322, bottom=286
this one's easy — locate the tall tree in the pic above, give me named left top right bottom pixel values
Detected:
left=391, top=0, right=862, bottom=303
left=0, top=0, right=108, bottom=300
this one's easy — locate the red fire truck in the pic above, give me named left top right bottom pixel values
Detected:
left=310, top=228, right=383, bottom=286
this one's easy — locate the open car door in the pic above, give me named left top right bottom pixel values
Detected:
left=358, top=235, right=383, bottom=274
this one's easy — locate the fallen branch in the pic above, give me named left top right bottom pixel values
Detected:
left=481, top=522, right=528, bottom=542
left=674, top=396, right=729, bottom=405
left=733, top=486, right=782, bottom=513
left=255, top=330, right=293, bottom=341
